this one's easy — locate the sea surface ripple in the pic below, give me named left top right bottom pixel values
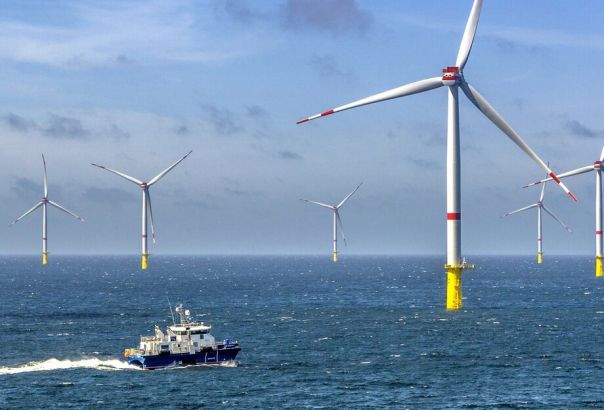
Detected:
left=1, top=255, right=603, bottom=408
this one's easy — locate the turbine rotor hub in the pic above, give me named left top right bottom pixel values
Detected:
left=442, top=66, right=461, bottom=86
left=140, top=182, right=148, bottom=189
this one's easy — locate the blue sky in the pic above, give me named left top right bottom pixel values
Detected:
left=0, top=0, right=602, bottom=256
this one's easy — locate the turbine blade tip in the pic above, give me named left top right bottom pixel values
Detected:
left=568, top=192, right=578, bottom=202
left=296, top=118, right=309, bottom=124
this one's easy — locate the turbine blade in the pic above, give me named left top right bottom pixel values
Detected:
left=455, top=0, right=484, bottom=69
left=542, top=204, right=572, bottom=232
left=48, top=200, right=84, bottom=222
left=10, top=202, right=43, bottom=225
left=296, top=77, right=444, bottom=124
left=337, top=182, right=363, bottom=209
left=335, top=210, right=347, bottom=247
left=501, top=204, right=538, bottom=218
left=523, top=164, right=594, bottom=188
left=460, top=80, right=576, bottom=201
left=91, top=163, right=142, bottom=185
left=601, top=145, right=604, bottom=162
left=42, top=154, right=48, bottom=197
left=300, top=199, right=334, bottom=209
left=148, top=150, right=193, bottom=186
left=145, top=190, right=156, bottom=244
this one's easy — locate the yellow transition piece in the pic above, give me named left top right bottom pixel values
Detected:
left=332, top=252, right=337, bottom=263
left=142, top=254, right=148, bottom=270
left=42, top=253, right=48, bottom=265
left=597, top=256, right=603, bottom=277
left=446, top=268, right=462, bottom=310
left=537, top=252, right=543, bottom=264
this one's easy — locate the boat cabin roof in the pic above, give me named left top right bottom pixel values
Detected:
left=169, top=323, right=211, bottom=332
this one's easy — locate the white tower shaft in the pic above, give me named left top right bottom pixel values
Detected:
left=42, top=202, right=47, bottom=265
left=332, top=209, right=337, bottom=262
left=537, top=206, right=543, bottom=264
left=445, top=84, right=465, bottom=309
left=597, top=170, right=602, bottom=276
left=142, top=190, right=148, bottom=269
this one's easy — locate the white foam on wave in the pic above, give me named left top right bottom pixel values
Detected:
left=0, top=357, right=140, bottom=375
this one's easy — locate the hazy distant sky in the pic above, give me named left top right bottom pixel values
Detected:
left=0, top=0, right=602, bottom=256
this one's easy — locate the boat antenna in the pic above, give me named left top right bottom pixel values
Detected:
left=167, top=296, right=175, bottom=325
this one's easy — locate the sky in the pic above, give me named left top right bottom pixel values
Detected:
left=0, top=0, right=602, bottom=256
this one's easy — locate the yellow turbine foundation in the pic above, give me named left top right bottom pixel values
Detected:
left=42, top=253, right=48, bottom=265
left=596, top=256, right=603, bottom=277
left=444, top=262, right=474, bottom=310
left=142, top=254, right=148, bottom=270
left=446, top=268, right=462, bottom=310
left=537, top=252, right=543, bottom=264
left=333, top=252, right=337, bottom=263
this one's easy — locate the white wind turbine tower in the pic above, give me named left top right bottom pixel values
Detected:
left=10, top=154, right=84, bottom=265
left=524, top=146, right=604, bottom=276
left=502, top=176, right=571, bottom=264
left=92, top=151, right=192, bottom=270
left=296, top=0, right=576, bottom=310
left=301, top=183, right=362, bottom=262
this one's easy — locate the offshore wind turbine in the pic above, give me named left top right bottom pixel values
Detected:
left=502, top=179, right=571, bottom=264
left=301, top=183, right=362, bottom=262
left=10, top=154, right=84, bottom=265
left=92, top=151, right=192, bottom=270
left=296, top=0, right=576, bottom=310
left=525, top=146, right=604, bottom=275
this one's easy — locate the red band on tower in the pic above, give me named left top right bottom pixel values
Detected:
left=447, top=213, right=461, bottom=220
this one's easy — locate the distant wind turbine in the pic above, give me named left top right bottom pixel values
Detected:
left=92, top=151, right=192, bottom=270
left=301, top=183, right=362, bottom=262
left=296, top=0, right=576, bottom=310
left=503, top=176, right=571, bottom=264
left=525, top=146, right=603, bottom=275
left=10, top=154, right=84, bottom=265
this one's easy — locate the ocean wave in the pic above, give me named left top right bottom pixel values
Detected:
left=0, top=357, right=139, bottom=375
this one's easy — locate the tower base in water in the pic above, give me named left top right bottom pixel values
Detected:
left=537, top=252, right=543, bottom=264
left=142, top=254, right=148, bottom=270
left=444, top=261, right=474, bottom=310
left=42, top=252, right=48, bottom=265
left=332, top=252, right=337, bottom=263
left=597, top=256, right=603, bottom=277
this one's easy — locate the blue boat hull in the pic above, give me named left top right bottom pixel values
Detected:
left=128, top=347, right=240, bottom=370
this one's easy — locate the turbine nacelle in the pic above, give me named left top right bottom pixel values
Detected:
left=139, top=182, right=149, bottom=189
left=441, top=67, right=461, bottom=86
left=595, top=161, right=601, bottom=170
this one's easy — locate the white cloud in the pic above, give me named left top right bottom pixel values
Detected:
left=0, top=1, right=235, bottom=68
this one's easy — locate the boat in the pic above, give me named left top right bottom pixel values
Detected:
left=124, top=304, right=240, bottom=370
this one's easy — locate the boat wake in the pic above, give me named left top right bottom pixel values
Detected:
left=0, top=357, right=140, bottom=375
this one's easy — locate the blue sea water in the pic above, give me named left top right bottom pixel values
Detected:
left=1, top=255, right=603, bottom=408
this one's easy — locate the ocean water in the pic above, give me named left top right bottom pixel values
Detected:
left=1, top=255, right=603, bottom=408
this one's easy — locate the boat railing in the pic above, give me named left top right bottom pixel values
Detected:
left=141, top=336, right=161, bottom=342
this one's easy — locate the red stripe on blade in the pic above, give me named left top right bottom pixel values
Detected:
left=568, top=192, right=577, bottom=202
left=320, top=109, right=334, bottom=117
left=447, top=213, right=461, bottom=220
left=549, top=172, right=561, bottom=184
left=296, top=118, right=309, bottom=124
left=597, top=231, right=602, bottom=235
